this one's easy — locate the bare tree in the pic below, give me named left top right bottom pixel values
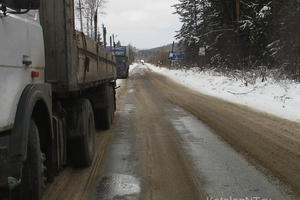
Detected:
left=75, top=0, right=107, bottom=38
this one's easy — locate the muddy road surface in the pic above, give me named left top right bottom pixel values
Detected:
left=45, top=65, right=300, bottom=200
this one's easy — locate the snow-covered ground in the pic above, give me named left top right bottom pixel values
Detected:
left=129, top=63, right=148, bottom=75
left=133, top=63, right=300, bottom=122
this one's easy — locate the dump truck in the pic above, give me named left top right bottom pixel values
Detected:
left=0, top=0, right=116, bottom=199
left=108, top=46, right=130, bottom=79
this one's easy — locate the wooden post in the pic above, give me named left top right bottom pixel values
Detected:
left=86, top=11, right=89, bottom=36
left=112, top=34, right=116, bottom=48
left=110, top=36, right=112, bottom=49
left=94, top=9, right=98, bottom=41
left=103, top=24, right=107, bottom=47
left=78, top=0, right=83, bottom=32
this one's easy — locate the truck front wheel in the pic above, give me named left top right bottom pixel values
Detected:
left=11, top=120, right=45, bottom=200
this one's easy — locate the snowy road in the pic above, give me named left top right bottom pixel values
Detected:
left=44, top=64, right=299, bottom=200
left=147, top=64, right=300, bottom=123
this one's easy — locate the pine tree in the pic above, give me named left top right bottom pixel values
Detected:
left=173, top=0, right=300, bottom=79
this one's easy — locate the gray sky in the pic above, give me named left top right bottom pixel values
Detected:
left=101, top=0, right=181, bottom=49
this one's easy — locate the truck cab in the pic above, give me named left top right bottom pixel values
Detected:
left=0, top=9, right=45, bottom=134
left=0, top=1, right=53, bottom=198
left=108, top=46, right=130, bottom=79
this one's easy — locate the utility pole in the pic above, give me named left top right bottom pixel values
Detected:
left=171, top=41, right=175, bottom=53
left=170, top=41, right=175, bottom=67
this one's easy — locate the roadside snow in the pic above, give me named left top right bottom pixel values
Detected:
left=116, top=63, right=139, bottom=86
left=129, top=63, right=148, bottom=76
left=116, top=79, right=123, bottom=86
left=147, top=64, right=300, bottom=122
left=129, top=63, right=139, bottom=73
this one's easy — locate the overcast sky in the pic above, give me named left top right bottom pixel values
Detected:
left=101, top=0, right=181, bottom=49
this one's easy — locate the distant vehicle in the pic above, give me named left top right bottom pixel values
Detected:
left=0, top=0, right=116, bottom=199
left=108, top=46, right=130, bottom=79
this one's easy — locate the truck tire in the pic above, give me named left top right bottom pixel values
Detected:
left=68, top=99, right=95, bottom=168
left=12, top=120, right=44, bottom=200
left=95, top=84, right=115, bottom=130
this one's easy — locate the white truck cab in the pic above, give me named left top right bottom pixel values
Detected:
left=0, top=2, right=53, bottom=199
left=0, top=10, right=45, bottom=132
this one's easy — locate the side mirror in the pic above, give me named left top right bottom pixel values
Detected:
left=1, top=0, right=40, bottom=10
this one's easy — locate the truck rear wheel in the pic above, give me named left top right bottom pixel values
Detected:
left=68, top=99, right=95, bottom=167
left=12, top=120, right=44, bottom=200
left=95, top=84, right=115, bottom=130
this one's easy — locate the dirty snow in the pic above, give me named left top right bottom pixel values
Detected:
left=142, top=64, right=300, bottom=122
left=116, top=79, right=123, bottom=85
left=129, top=63, right=148, bottom=76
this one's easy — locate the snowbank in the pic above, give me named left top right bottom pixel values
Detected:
left=129, top=63, right=148, bottom=76
left=116, top=63, right=139, bottom=86
left=129, top=63, right=139, bottom=73
left=147, top=64, right=300, bottom=122
left=116, top=79, right=123, bottom=86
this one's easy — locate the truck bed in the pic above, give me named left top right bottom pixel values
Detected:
left=76, top=32, right=116, bottom=89
left=39, top=0, right=116, bottom=96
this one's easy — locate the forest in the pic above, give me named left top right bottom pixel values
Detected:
left=171, top=0, right=300, bottom=81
